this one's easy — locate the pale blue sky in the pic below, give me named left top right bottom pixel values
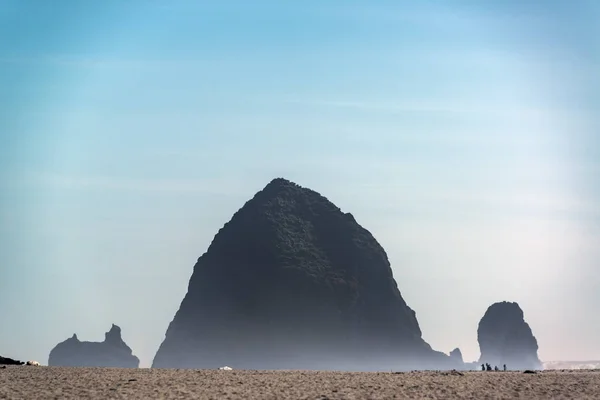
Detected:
left=1, top=0, right=598, bottom=367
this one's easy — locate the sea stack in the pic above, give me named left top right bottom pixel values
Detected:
left=153, top=178, right=457, bottom=371
left=48, top=324, right=139, bottom=368
left=477, top=301, right=542, bottom=370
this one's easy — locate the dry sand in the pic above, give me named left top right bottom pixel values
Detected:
left=1, top=366, right=599, bottom=399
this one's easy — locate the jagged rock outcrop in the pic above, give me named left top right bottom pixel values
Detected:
left=0, top=356, right=24, bottom=365
left=477, top=301, right=542, bottom=370
left=48, top=324, right=139, bottom=368
left=153, top=178, right=459, bottom=371
left=449, top=348, right=464, bottom=364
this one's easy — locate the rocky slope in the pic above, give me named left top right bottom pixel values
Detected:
left=153, top=178, right=458, bottom=371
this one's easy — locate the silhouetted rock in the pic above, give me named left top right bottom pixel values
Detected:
left=449, top=348, right=464, bottom=364
left=48, top=324, right=139, bottom=368
left=0, top=356, right=24, bottom=365
left=477, top=301, right=542, bottom=370
left=153, top=178, right=459, bottom=371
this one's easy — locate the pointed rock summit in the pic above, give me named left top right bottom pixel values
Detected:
left=477, top=301, right=542, bottom=370
left=105, top=324, right=124, bottom=344
left=48, top=324, right=139, bottom=368
left=153, top=178, right=456, bottom=371
left=449, top=348, right=464, bottom=364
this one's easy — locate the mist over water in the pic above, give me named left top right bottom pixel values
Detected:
left=152, top=331, right=455, bottom=372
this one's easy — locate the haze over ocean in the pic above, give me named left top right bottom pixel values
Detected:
left=1, top=0, right=598, bottom=367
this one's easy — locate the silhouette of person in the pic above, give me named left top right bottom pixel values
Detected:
left=503, top=364, right=507, bottom=371
left=494, top=365, right=499, bottom=371
left=481, top=364, right=485, bottom=371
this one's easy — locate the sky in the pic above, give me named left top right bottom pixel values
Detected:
left=0, top=0, right=598, bottom=368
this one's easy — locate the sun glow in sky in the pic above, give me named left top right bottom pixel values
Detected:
left=1, top=0, right=599, bottom=367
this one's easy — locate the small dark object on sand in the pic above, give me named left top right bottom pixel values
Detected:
left=523, top=370, right=537, bottom=374
left=1, top=365, right=6, bottom=369
left=443, top=370, right=464, bottom=376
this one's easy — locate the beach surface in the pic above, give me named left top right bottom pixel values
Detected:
left=1, top=366, right=599, bottom=399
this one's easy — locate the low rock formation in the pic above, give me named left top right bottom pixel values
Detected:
left=48, top=324, right=139, bottom=368
left=153, top=178, right=460, bottom=371
left=477, top=301, right=542, bottom=370
left=0, top=356, right=24, bottom=365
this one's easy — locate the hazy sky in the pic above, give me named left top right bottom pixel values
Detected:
left=1, top=0, right=598, bottom=368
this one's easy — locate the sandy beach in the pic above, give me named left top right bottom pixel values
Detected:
left=1, top=366, right=599, bottom=399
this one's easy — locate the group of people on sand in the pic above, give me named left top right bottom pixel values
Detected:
left=481, top=363, right=507, bottom=371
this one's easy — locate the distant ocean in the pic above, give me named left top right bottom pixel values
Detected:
left=543, top=361, right=600, bottom=370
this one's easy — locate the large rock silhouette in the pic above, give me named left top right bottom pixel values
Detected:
left=477, top=301, right=542, bottom=370
left=48, top=324, right=139, bottom=368
left=153, top=178, right=456, bottom=371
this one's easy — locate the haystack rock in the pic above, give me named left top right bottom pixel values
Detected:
left=153, top=178, right=459, bottom=371
left=48, top=324, right=139, bottom=368
left=477, top=301, right=542, bottom=370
